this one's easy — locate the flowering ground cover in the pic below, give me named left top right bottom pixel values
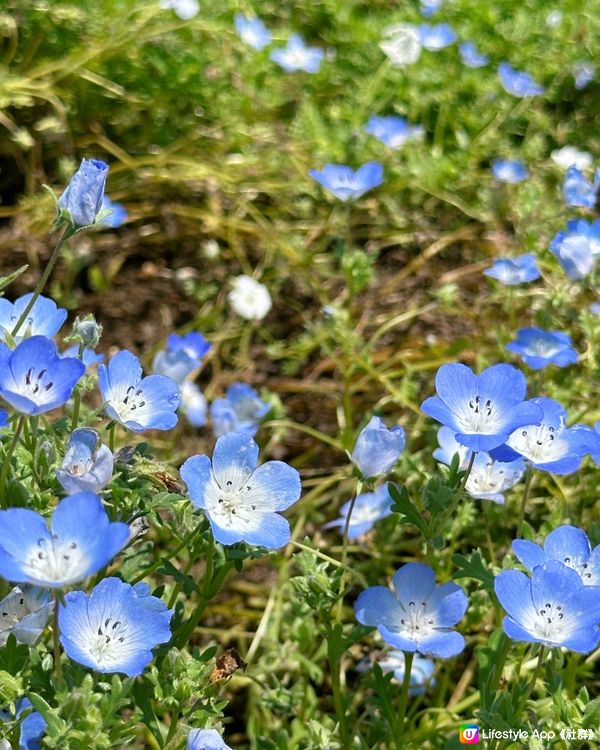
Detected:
left=0, top=1, right=599, bottom=748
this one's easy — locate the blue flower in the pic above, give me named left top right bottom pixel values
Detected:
left=354, top=563, right=468, bottom=658
left=100, top=196, right=127, bottom=229
left=0, top=293, right=67, bottom=344
left=0, top=410, right=8, bottom=428
left=483, top=254, right=540, bottom=285
left=58, top=158, right=109, bottom=228
left=506, top=328, right=578, bottom=370
left=357, top=650, right=435, bottom=696
left=459, top=42, right=489, bottom=68
left=498, top=62, right=544, bottom=97
left=364, top=116, right=424, bottom=149
left=18, top=698, right=47, bottom=750
left=0, top=585, right=54, bottom=646
left=573, top=61, right=595, bottom=90
left=159, top=0, right=199, bottom=20
left=59, top=577, right=172, bottom=676
left=434, top=426, right=524, bottom=504
left=591, top=303, right=600, bottom=316
left=513, top=526, right=600, bottom=587
left=179, top=381, right=207, bottom=428
left=210, top=383, right=269, bottom=438
left=181, top=432, right=301, bottom=548
left=494, top=397, right=596, bottom=475
left=309, top=162, right=384, bottom=201
left=418, top=23, right=456, bottom=50
left=0, top=493, right=129, bottom=587
left=421, top=363, right=542, bottom=452
left=491, top=159, right=529, bottom=183
left=0, top=336, right=85, bottom=415
left=56, top=428, right=114, bottom=495
left=563, top=165, right=600, bottom=208
left=152, top=332, right=211, bottom=385
left=234, top=13, right=271, bottom=50
left=99, top=350, right=179, bottom=432
left=419, top=0, right=443, bottom=16
left=550, top=218, right=600, bottom=280
left=351, top=416, right=405, bottom=479
left=270, top=34, right=324, bottom=73
left=187, top=729, right=232, bottom=750
left=494, top=560, right=600, bottom=653
left=60, top=344, right=104, bottom=368
left=323, top=485, right=393, bottom=539
left=592, top=422, right=600, bottom=466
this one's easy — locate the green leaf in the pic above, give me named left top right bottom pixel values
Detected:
left=452, top=550, right=495, bottom=592
left=388, top=482, right=429, bottom=537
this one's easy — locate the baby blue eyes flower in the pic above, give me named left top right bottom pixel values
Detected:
left=99, top=349, right=180, bottom=432
left=0, top=585, right=53, bottom=646
left=0, top=493, right=129, bottom=588
left=153, top=332, right=211, bottom=385
left=187, top=728, right=232, bottom=750
left=419, top=0, right=443, bottom=16
left=59, top=577, right=172, bottom=676
left=357, top=650, right=435, bottom=696
left=234, top=14, right=271, bottom=51
left=563, top=165, right=600, bottom=208
left=354, top=563, right=468, bottom=658
left=491, top=159, right=529, bottom=183
left=1, top=699, right=47, bottom=750
left=270, top=34, right=324, bottom=73
left=0, top=336, right=85, bottom=415
left=351, top=416, right=405, bottom=479
left=550, top=218, right=600, bottom=280
left=323, top=485, right=393, bottom=539
left=506, top=328, right=578, bottom=370
left=309, top=162, right=384, bottom=202
left=498, top=62, right=544, bottom=97
left=573, top=60, right=595, bottom=90
left=364, top=116, right=424, bottom=149
left=56, top=428, right=114, bottom=495
left=0, top=293, right=67, bottom=344
left=494, top=561, right=600, bottom=653
left=459, top=42, right=489, bottom=68
left=100, top=196, right=127, bottom=229
left=58, top=158, right=109, bottom=228
left=418, top=23, right=456, bottom=50
left=60, top=344, right=104, bottom=368
left=483, top=253, right=540, bottom=285
left=181, top=432, right=301, bottom=548
left=421, top=363, right=542, bottom=452
left=180, top=381, right=208, bottom=428
left=210, top=383, right=269, bottom=438
left=512, top=525, right=600, bottom=586
left=159, top=0, right=199, bottom=20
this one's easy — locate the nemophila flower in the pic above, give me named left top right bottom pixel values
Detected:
left=434, top=426, right=524, bottom=504
left=573, top=60, right=595, bottom=90
left=159, top=0, right=199, bottom=20
left=210, top=383, right=269, bottom=438
left=364, top=116, right=424, bottom=149
left=354, top=563, right=468, bottom=658
left=234, top=13, right=271, bottom=51
left=59, top=577, right=172, bottom=676
left=153, top=332, right=211, bottom=385
left=100, top=196, right=126, bottom=229
left=496, top=397, right=595, bottom=475
left=380, top=24, right=421, bottom=68
left=0, top=493, right=129, bottom=588
left=180, top=381, right=208, bottom=428
left=420, top=0, right=443, bottom=17
left=483, top=254, right=540, bottom=285
left=60, top=344, right=104, bottom=368
left=309, top=162, right=384, bottom=202
left=99, top=349, right=179, bottom=432
left=187, top=729, right=232, bottom=750
left=357, top=650, right=435, bottom=695
left=0, top=336, right=85, bottom=415
left=0, top=293, right=67, bottom=344
left=550, top=218, right=600, bottom=280
left=57, top=428, right=114, bottom=495
left=563, top=165, right=600, bottom=208
left=323, top=485, right=393, bottom=539
left=0, top=410, right=8, bottom=428
left=228, top=275, right=272, bottom=321
left=590, top=303, right=600, bottom=316
left=491, top=159, right=528, bottom=183
left=551, top=146, right=592, bottom=171
left=498, top=62, right=544, bottom=97
left=58, top=158, right=108, bottom=227
left=351, top=416, right=405, bottom=479
left=181, top=432, right=301, bottom=548
left=270, top=34, right=324, bottom=73
left=421, top=363, right=542, bottom=452
left=506, top=328, right=578, bottom=371
left=494, top=561, right=600, bottom=653
left=513, top=526, right=600, bottom=586
left=459, top=41, right=489, bottom=68
left=418, top=23, right=456, bottom=50
left=0, top=698, right=47, bottom=750
left=0, top=585, right=53, bottom=645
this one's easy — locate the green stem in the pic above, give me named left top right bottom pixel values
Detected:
left=53, top=594, right=63, bottom=683
left=328, top=640, right=350, bottom=749
left=0, top=415, right=26, bottom=505
left=459, top=451, right=476, bottom=491
left=516, top=466, right=534, bottom=539
left=70, top=343, right=86, bottom=431
left=334, top=478, right=363, bottom=622
left=397, top=651, right=414, bottom=739
left=11, top=225, right=75, bottom=338
left=521, top=646, right=545, bottom=709
left=108, top=422, right=116, bottom=453
left=129, top=521, right=204, bottom=586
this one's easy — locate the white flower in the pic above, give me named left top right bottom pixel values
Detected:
left=159, top=0, right=199, bottom=21
left=380, top=24, right=422, bottom=68
left=551, top=146, right=593, bottom=171
left=545, top=10, right=563, bottom=27
left=228, top=275, right=272, bottom=321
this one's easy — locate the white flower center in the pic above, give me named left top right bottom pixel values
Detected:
left=204, top=473, right=260, bottom=530
left=19, top=366, right=56, bottom=403
left=91, top=616, right=129, bottom=662
left=114, top=384, right=147, bottom=421
left=396, top=600, right=437, bottom=638
left=456, top=395, right=503, bottom=434
left=531, top=599, right=573, bottom=642
left=25, top=535, right=87, bottom=583
left=525, top=337, right=562, bottom=358
left=508, top=424, right=567, bottom=462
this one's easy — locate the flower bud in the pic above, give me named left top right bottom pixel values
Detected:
left=71, top=314, right=103, bottom=348
left=58, top=158, right=108, bottom=227
left=351, top=416, right=406, bottom=479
